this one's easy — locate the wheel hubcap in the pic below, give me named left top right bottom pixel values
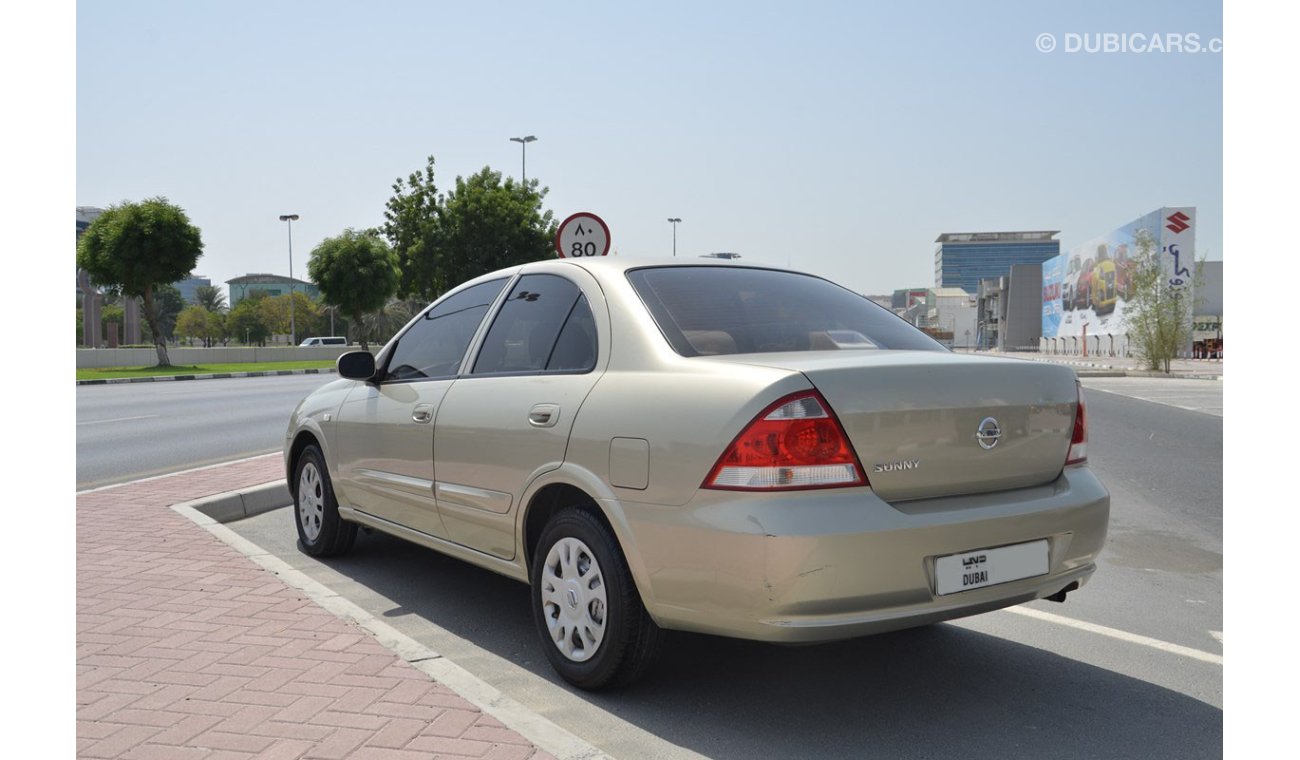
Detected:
left=298, top=462, right=324, bottom=542
left=540, top=537, right=607, bottom=662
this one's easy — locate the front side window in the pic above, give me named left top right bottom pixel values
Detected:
left=472, top=275, right=594, bottom=375
left=628, top=267, right=945, bottom=356
left=384, top=278, right=508, bottom=381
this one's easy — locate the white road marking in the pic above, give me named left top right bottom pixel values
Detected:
left=1080, top=382, right=1222, bottom=417
left=1003, top=606, right=1223, bottom=665
left=1210, top=631, right=1223, bottom=643
left=75, top=451, right=280, bottom=494
left=76, top=414, right=159, bottom=426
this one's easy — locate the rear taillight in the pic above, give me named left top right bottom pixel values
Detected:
left=704, top=391, right=867, bottom=490
left=1066, top=382, right=1088, bottom=465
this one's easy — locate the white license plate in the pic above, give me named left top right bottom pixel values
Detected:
left=934, top=540, right=1049, bottom=596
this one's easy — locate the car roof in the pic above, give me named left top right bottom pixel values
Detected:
left=445, top=257, right=812, bottom=304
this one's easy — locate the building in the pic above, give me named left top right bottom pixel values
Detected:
left=891, top=288, right=928, bottom=312
left=77, top=206, right=104, bottom=236
left=227, top=274, right=320, bottom=308
left=1192, top=260, right=1224, bottom=357
left=1041, top=207, right=1199, bottom=357
left=934, top=231, right=1060, bottom=295
left=976, top=263, right=1042, bottom=350
left=912, top=287, right=977, bottom=349
left=176, top=274, right=212, bottom=304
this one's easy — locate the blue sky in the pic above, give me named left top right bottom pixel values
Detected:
left=76, top=0, right=1222, bottom=296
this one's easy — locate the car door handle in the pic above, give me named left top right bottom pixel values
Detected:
left=528, top=404, right=560, bottom=428
left=412, top=404, right=434, bottom=424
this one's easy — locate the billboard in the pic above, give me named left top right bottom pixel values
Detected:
left=1041, top=207, right=1196, bottom=338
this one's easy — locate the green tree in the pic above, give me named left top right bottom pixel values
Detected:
left=229, top=292, right=271, bottom=346
left=361, top=299, right=422, bottom=347
left=194, top=284, right=227, bottom=312
left=149, top=284, right=186, bottom=343
left=1125, top=230, right=1196, bottom=373
left=101, top=303, right=125, bottom=344
left=381, top=158, right=556, bottom=303
left=257, top=290, right=322, bottom=342
left=438, top=167, right=556, bottom=290
left=208, top=310, right=229, bottom=346
left=307, top=229, right=400, bottom=351
left=75, top=197, right=203, bottom=366
left=383, top=155, right=442, bottom=301
left=176, top=305, right=210, bottom=346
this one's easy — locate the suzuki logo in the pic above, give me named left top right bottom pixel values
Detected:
left=1165, top=211, right=1191, bottom=234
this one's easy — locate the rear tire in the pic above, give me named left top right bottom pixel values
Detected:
left=530, top=508, right=659, bottom=690
left=294, top=445, right=356, bottom=557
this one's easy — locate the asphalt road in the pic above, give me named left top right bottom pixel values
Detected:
left=215, top=374, right=1222, bottom=759
left=75, top=374, right=337, bottom=489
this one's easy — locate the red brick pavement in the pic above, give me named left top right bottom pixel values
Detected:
left=77, top=455, right=557, bottom=760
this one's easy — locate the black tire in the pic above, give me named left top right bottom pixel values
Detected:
left=530, top=508, right=660, bottom=690
left=293, top=445, right=357, bottom=557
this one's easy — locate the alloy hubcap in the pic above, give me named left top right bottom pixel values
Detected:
left=540, top=537, right=607, bottom=662
left=298, top=462, right=324, bottom=541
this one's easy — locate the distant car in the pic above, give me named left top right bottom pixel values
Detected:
left=284, top=260, right=1109, bottom=689
left=299, top=336, right=347, bottom=347
left=1063, top=254, right=1083, bottom=312
left=1090, top=259, right=1119, bottom=314
left=1073, top=259, right=1095, bottom=312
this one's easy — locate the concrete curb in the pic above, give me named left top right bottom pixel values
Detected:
left=76, top=366, right=337, bottom=386
left=172, top=486, right=608, bottom=760
left=188, top=481, right=292, bottom=523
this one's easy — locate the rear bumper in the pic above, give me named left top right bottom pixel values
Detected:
left=614, top=466, right=1109, bottom=643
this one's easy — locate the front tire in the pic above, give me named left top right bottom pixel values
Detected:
left=294, top=445, right=357, bottom=557
left=530, top=508, right=659, bottom=690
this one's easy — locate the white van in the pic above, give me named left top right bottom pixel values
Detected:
left=299, top=336, right=347, bottom=347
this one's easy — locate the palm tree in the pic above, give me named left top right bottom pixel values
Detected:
left=194, top=285, right=227, bottom=313
left=361, top=299, right=423, bottom=346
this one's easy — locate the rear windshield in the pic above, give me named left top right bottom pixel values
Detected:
left=627, top=267, right=944, bottom=356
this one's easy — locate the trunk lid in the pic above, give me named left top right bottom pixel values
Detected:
left=716, top=351, right=1079, bottom=502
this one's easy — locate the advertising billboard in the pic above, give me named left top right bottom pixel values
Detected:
left=1041, top=207, right=1196, bottom=339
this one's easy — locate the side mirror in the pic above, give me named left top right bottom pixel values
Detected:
left=337, top=351, right=376, bottom=381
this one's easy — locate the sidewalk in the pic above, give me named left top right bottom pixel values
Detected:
left=77, top=456, right=575, bottom=760
left=965, top=350, right=1224, bottom=380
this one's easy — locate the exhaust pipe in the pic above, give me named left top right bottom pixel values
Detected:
left=1045, top=581, right=1079, bottom=603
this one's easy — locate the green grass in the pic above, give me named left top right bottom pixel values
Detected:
left=77, top=360, right=335, bottom=381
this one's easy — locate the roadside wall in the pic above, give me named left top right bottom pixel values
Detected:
left=76, top=345, right=354, bottom=368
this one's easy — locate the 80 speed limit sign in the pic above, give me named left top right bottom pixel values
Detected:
left=555, top=212, right=611, bottom=258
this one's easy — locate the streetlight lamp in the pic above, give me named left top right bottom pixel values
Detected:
left=667, top=217, right=681, bottom=257
left=279, top=214, right=299, bottom=346
left=509, top=135, right=537, bottom=185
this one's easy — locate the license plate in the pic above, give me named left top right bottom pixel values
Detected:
left=934, top=540, right=1049, bottom=596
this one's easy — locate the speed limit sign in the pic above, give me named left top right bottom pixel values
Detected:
left=555, top=212, right=611, bottom=258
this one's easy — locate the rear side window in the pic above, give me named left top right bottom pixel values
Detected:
left=472, top=274, right=594, bottom=375
left=384, top=278, right=508, bottom=381
left=627, top=267, right=944, bottom=356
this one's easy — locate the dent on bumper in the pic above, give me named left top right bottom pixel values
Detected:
left=616, top=467, right=1109, bottom=643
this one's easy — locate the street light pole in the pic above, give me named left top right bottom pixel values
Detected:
left=508, top=135, right=537, bottom=186
left=279, top=214, right=300, bottom=345
left=667, top=217, right=681, bottom=257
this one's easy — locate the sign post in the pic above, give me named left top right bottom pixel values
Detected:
left=555, top=212, right=611, bottom=259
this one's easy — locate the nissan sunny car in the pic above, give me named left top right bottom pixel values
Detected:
left=285, top=259, right=1109, bottom=689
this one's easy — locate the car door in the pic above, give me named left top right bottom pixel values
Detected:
left=433, top=271, right=604, bottom=560
left=333, top=278, right=509, bottom=539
